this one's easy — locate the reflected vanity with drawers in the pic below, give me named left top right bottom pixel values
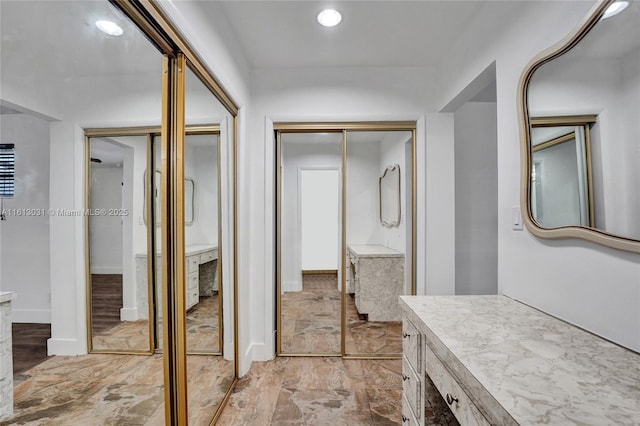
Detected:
left=346, top=244, right=404, bottom=321
left=400, top=295, right=640, bottom=425
left=136, top=244, right=218, bottom=315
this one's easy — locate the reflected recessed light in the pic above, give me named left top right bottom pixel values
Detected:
left=601, top=1, right=628, bottom=20
left=96, top=20, right=123, bottom=36
left=317, top=9, right=342, bottom=27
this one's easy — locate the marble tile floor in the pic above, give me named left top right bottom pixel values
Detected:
left=91, top=294, right=220, bottom=353
left=281, top=274, right=402, bottom=355
left=217, top=356, right=403, bottom=425
left=1, top=353, right=233, bottom=426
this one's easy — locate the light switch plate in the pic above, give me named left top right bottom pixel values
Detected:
left=512, top=206, right=523, bottom=231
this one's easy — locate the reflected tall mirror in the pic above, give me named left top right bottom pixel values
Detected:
left=2, top=0, right=238, bottom=423
left=520, top=0, right=640, bottom=252
left=183, top=63, right=235, bottom=424
left=275, top=124, right=415, bottom=358
left=87, top=132, right=156, bottom=353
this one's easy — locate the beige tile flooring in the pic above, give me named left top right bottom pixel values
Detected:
left=281, top=274, right=402, bottom=355
left=219, top=356, right=459, bottom=425
left=4, top=352, right=457, bottom=425
left=218, top=357, right=403, bottom=425
left=2, top=353, right=233, bottom=425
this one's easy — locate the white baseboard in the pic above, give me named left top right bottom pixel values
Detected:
left=47, top=337, right=87, bottom=356
left=120, top=307, right=139, bottom=321
left=282, top=280, right=302, bottom=293
left=11, top=309, right=51, bottom=324
left=90, top=266, right=123, bottom=275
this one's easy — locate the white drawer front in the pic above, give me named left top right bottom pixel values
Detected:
left=186, top=290, right=198, bottom=310
left=188, top=271, right=199, bottom=291
left=200, top=251, right=215, bottom=263
left=424, top=345, right=490, bottom=426
left=187, top=256, right=199, bottom=273
left=402, top=394, right=418, bottom=426
left=402, top=357, right=422, bottom=422
left=402, top=318, right=421, bottom=373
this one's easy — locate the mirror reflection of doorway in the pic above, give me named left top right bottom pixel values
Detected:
left=276, top=124, right=415, bottom=358
left=88, top=136, right=153, bottom=353
left=278, top=132, right=342, bottom=355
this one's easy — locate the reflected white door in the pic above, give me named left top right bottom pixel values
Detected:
left=300, top=169, right=340, bottom=271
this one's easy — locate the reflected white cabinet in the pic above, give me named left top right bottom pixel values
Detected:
left=136, top=244, right=218, bottom=315
left=347, top=244, right=404, bottom=321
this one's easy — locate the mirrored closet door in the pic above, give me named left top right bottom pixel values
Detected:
left=182, top=63, right=236, bottom=424
left=277, top=131, right=343, bottom=356
left=275, top=124, right=416, bottom=358
left=87, top=132, right=156, bottom=353
left=344, top=130, right=413, bottom=357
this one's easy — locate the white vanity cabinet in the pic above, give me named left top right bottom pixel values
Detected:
left=400, top=295, right=640, bottom=426
left=136, top=244, right=218, bottom=315
left=347, top=244, right=404, bottom=321
left=401, top=317, right=423, bottom=425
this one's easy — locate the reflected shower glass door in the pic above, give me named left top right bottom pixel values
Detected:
left=278, top=132, right=343, bottom=355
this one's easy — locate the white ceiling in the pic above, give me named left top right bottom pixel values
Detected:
left=211, top=1, right=486, bottom=69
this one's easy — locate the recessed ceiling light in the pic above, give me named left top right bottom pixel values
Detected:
left=601, top=1, right=628, bottom=20
left=317, top=9, right=342, bottom=27
left=96, top=20, right=123, bottom=36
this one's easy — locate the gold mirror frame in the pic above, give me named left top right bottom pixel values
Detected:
left=517, top=0, right=640, bottom=254
left=109, top=2, right=239, bottom=424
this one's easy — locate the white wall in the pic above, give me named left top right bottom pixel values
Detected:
left=90, top=166, right=123, bottom=274
left=376, top=132, right=410, bottom=253
left=0, top=113, right=51, bottom=323
left=185, top=141, right=219, bottom=247
left=438, top=0, right=640, bottom=352
left=454, top=102, right=498, bottom=295
left=346, top=142, right=381, bottom=246
left=377, top=132, right=411, bottom=294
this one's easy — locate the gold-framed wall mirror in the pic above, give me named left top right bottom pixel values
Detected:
left=519, top=0, right=640, bottom=253
left=275, top=123, right=416, bottom=358
left=1, top=0, right=238, bottom=424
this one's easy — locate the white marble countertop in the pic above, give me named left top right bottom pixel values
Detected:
left=348, top=244, right=403, bottom=258
left=136, top=244, right=217, bottom=258
left=400, top=295, right=640, bottom=425
left=0, top=292, right=15, bottom=304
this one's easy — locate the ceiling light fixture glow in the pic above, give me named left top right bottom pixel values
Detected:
left=317, top=9, right=342, bottom=27
left=96, top=20, right=123, bottom=36
left=601, top=1, right=629, bottom=20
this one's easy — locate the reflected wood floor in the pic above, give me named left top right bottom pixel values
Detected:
left=91, top=274, right=123, bottom=334
left=11, top=323, right=51, bottom=382
left=281, top=273, right=401, bottom=355
left=2, top=353, right=233, bottom=426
